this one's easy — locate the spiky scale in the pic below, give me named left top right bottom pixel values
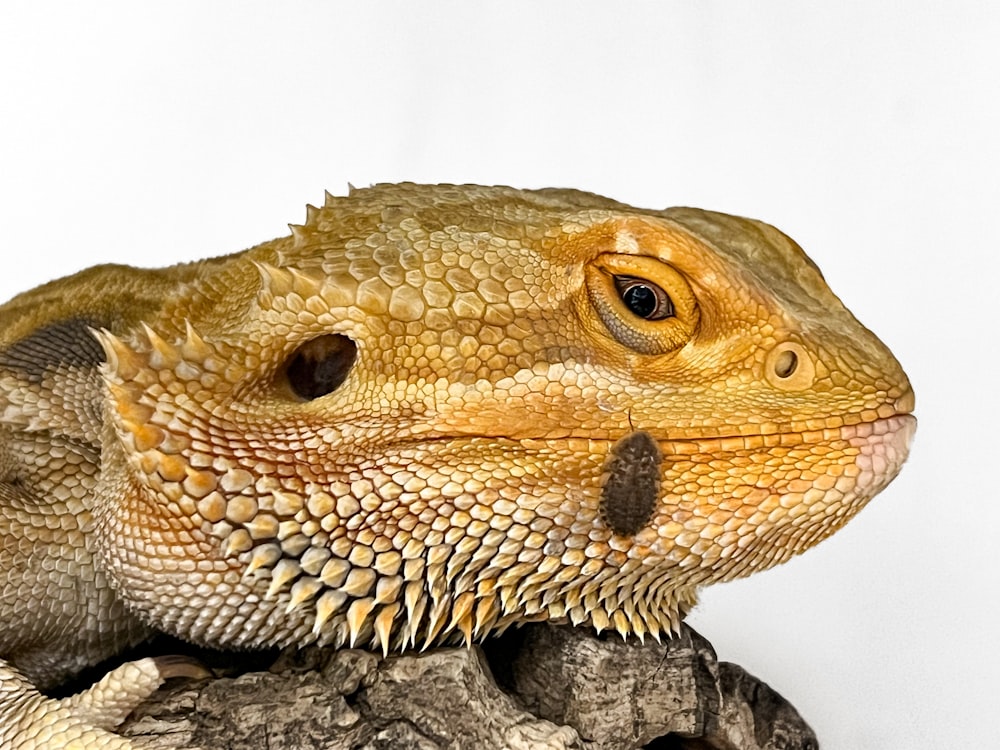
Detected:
left=373, top=602, right=401, bottom=656
left=288, top=224, right=310, bottom=247
left=140, top=323, right=179, bottom=370
left=422, top=596, right=452, bottom=646
left=286, top=577, right=323, bottom=612
left=373, top=575, right=403, bottom=605
left=340, top=567, right=377, bottom=598
left=265, top=559, right=302, bottom=599
left=245, top=544, right=282, bottom=577
left=313, top=590, right=347, bottom=637
left=319, top=558, right=352, bottom=588
left=346, top=598, right=376, bottom=647
left=402, top=581, right=428, bottom=649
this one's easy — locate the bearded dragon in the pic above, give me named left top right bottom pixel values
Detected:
left=0, top=183, right=914, bottom=748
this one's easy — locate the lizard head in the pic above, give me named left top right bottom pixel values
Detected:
left=94, top=183, right=914, bottom=650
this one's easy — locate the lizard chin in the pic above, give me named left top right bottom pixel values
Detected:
left=692, top=413, right=917, bottom=585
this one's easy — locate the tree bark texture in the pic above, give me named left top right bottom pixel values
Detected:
left=119, top=623, right=818, bottom=750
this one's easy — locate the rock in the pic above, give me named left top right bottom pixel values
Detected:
left=120, top=623, right=817, bottom=749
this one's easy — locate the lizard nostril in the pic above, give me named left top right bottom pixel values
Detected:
left=773, top=349, right=798, bottom=378
left=284, top=334, right=357, bottom=400
left=764, top=342, right=815, bottom=391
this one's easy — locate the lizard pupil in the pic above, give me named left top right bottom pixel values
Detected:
left=285, top=334, right=357, bottom=400
left=614, top=276, right=674, bottom=321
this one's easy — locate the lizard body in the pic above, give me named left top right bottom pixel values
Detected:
left=0, top=184, right=914, bottom=747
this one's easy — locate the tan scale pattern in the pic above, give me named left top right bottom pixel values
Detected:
left=0, top=184, right=914, bottom=747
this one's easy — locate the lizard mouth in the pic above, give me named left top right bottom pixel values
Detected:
left=422, top=387, right=917, bottom=448
left=390, top=413, right=917, bottom=482
left=465, top=411, right=917, bottom=453
left=647, top=412, right=917, bottom=454
left=645, top=386, right=916, bottom=447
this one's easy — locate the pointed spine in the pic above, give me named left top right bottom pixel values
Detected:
left=140, top=323, right=180, bottom=370
left=93, top=329, right=143, bottom=382
left=373, top=603, right=401, bottom=657
left=313, top=590, right=347, bottom=638
left=288, top=223, right=310, bottom=248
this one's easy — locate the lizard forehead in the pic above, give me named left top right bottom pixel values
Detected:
left=275, top=184, right=856, bottom=335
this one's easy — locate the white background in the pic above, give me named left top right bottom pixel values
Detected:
left=1, top=2, right=995, bottom=747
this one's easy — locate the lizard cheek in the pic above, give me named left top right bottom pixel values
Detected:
left=600, top=431, right=663, bottom=537
left=763, top=341, right=816, bottom=391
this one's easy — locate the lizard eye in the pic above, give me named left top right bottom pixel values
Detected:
left=284, top=334, right=357, bottom=400
left=614, top=276, right=675, bottom=321
left=584, top=254, right=699, bottom=355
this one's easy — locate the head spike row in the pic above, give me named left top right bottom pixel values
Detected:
left=287, top=222, right=312, bottom=248
left=181, top=320, right=214, bottom=363
left=92, top=328, right=145, bottom=383
left=97, top=321, right=244, bottom=396
left=259, top=254, right=364, bottom=316
left=304, top=203, right=321, bottom=226
left=93, top=329, right=164, bottom=450
left=140, top=323, right=180, bottom=371
left=253, top=261, right=327, bottom=308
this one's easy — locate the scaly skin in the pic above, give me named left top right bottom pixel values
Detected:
left=0, top=184, right=914, bottom=747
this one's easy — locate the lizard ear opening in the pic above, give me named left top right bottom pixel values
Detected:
left=283, top=334, right=357, bottom=400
